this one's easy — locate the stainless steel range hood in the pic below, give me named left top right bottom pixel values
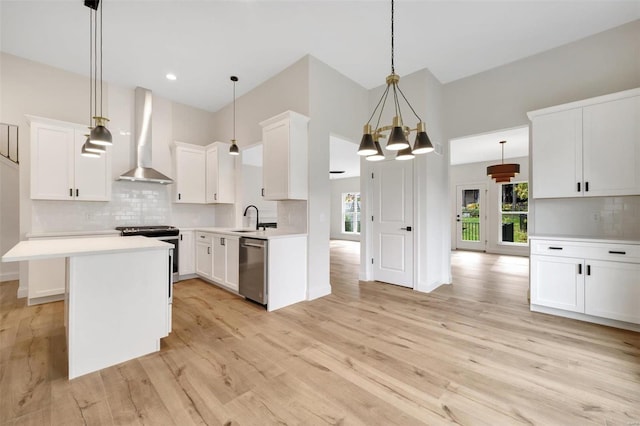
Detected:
left=118, top=87, right=173, bottom=184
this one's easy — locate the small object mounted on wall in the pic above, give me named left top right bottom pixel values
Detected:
left=229, top=76, right=240, bottom=156
left=487, top=140, right=520, bottom=183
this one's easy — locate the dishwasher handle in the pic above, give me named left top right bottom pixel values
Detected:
left=241, top=238, right=265, bottom=248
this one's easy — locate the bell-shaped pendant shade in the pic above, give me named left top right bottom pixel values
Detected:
left=395, top=146, right=415, bottom=161
left=412, top=131, right=434, bottom=154
left=229, top=140, right=239, bottom=156
left=83, top=135, right=106, bottom=153
left=358, top=125, right=377, bottom=156
left=386, top=126, right=410, bottom=151
left=366, top=140, right=385, bottom=162
left=90, top=124, right=113, bottom=146
left=81, top=141, right=101, bottom=158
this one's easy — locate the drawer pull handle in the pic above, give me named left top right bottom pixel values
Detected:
left=608, top=250, right=626, bottom=255
left=548, top=247, right=563, bottom=250
left=200, top=235, right=205, bottom=239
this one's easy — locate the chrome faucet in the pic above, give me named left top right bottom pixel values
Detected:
left=243, top=205, right=260, bottom=230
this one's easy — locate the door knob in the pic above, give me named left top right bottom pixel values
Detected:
left=400, top=226, right=412, bottom=231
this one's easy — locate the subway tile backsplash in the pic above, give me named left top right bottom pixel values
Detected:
left=31, top=181, right=217, bottom=233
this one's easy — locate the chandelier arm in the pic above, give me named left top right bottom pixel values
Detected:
left=396, top=84, right=423, bottom=122
left=374, top=84, right=391, bottom=132
left=366, top=83, right=390, bottom=125
left=391, top=82, right=403, bottom=124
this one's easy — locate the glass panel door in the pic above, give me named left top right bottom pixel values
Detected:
left=456, top=184, right=486, bottom=251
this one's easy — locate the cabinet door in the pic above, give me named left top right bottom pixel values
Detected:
left=531, top=109, right=583, bottom=199
left=31, top=123, right=75, bottom=200
left=175, top=146, right=205, bottom=203
left=583, top=96, right=640, bottom=197
left=178, top=231, right=195, bottom=276
left=216, top=143, right=235, bottom=203
left=225, top=236, right=239, bottom=291
left=530, top=255, right=585, bottom=313
left=205, top=146, right=219, bottom=203
left=195, top=242, right=212, bottom=278
left=262, top=120, right=289, bottom=200
left=73, top=130, right=111, bottom=201
left=212, top=235, right=226, bottom=284
left=585, top=261, right=640, bottom=324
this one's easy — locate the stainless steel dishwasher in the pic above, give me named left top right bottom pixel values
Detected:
left=239, top=237, right=267, bottom=305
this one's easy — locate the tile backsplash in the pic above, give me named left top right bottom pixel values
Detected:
left=31, top=181, right=217, bottom=233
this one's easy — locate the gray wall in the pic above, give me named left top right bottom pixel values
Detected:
left=330, top=177, right=360, bottom=242
left=443, top=20, right=640, bottom=240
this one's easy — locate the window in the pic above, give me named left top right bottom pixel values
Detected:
left=342, top=192, right=361, bottom=234
left=500, top=182, right=528, bottom=244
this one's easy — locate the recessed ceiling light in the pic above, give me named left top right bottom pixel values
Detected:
left=166, top=73, right=177, bottom=81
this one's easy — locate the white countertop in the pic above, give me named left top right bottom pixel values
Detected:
left=2, top=236, right=172, bottom=262
left=194, top=227, right=307, bottom=240
left=529, top=235, right=640, bottom=245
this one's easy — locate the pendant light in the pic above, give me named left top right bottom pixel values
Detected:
left=81, top=2, right=105, bottom=158
left=487, top=140, right=520, bottom=183
left=229, top=76, right=240, bottom=156
left=359, top=0, right=434, bottom=161
left=86, top=0, right=112, bottom=147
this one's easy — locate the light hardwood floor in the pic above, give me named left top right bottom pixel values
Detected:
left=1, top=242, right=639, bottom=425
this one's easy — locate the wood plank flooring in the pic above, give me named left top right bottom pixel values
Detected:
left=1, top=242, right=639, bottom=425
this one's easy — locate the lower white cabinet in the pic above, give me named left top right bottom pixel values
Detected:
left=27, top=232, right=119, bottom=305
left=195, top=232, right=213, bottom=279
left=195, top=232, right=239, bottom=292
left=530, top=237, right=640, bottom=329
left=178, top=230, right=195, bottom=277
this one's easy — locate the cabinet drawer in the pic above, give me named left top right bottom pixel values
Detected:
left=531, top=239, right=640, bottom=262
left=590, top=244, right=640, bottom=263
left=195, top=232, right=213, bottom=244
left=530, top=240, right=586, bottom=258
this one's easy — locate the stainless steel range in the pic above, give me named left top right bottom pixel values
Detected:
left=116, top=226, right=180, bottom=281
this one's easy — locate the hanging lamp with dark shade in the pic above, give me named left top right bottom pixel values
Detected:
left=85, top=0, right=112, bottom=150
left=358, top=0, right=434, bottom=161
left=487, top=140, right=520, bottom=183
left=81, top=3, right=105, bottom=158
left=229, top=76, right=240, bottom=156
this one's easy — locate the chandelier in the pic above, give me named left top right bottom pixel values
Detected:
left=81, top=0, right=112, bottom=158
left=487, top=140, right=520, bottom=183
left=358, top=0, right=433, bottom=161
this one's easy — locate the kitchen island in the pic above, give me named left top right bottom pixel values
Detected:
left=2, top=236, right=173, bottom=379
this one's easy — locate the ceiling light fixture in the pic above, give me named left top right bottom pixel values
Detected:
left=81, top=1, right=105, bottom=158
left=85, top=0, right=112, bottom=148
left=358, top=0, right=434, bottom=161
left=487, top=140, right=520, bottom=183
left=229, top=76, right=240, bottom=156
left=166, top=73, right=177, bottom=81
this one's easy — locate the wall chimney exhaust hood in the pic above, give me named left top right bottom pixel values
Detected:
left=118, top=87, right=173, bottom=184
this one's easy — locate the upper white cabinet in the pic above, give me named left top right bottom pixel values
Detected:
left=205, top=142, right=235, bottom=204
left=174, top=142, right=206, bottom=203
left=29, top=116, right=111, bottom=201
left=259, top=111, right=309, bottom=200
left=529, top=89, right=640, bottom=199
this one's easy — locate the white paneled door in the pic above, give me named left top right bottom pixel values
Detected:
left=456, top=184, right=486, bottom=251
left=371, top=159, right=413, bottom=288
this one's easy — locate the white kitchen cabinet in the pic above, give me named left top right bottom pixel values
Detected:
left=195, top=232, right=213, bottom=279
left=29, top=116, right=111, bottom=201
left=205, top=142, right=235, bottom=204
left=178, top=230, right=195, bottom=277
left=584, top=260, right=640, bottom=324
left=211, top=233, right=239, bottom=292
left=529, top=237, right=640, bottom=330
left=27, top=231, right=120, bottom=305
left=528, top=89, right=640, bottom=199
left=259, top=111, right=309, bottom=200
left=174, top=142, right=205, bottom=203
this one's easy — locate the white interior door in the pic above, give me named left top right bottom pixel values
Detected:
left=371, top=160, right=413, bottom=288
left=456, top=184, right=486, bottom=251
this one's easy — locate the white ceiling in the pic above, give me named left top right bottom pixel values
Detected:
left=450, top=126, right=529, bottom=166
left=1, top=1, right=638, bottom=112
left=330, top=136, right=360, bottom=179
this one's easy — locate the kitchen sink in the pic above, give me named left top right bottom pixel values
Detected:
left=230, top=229, right=255, bottom=233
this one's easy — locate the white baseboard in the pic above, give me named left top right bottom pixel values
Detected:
left=0, top=272, right=19, bottom=282
left=308, top=284, right=332, bottom=301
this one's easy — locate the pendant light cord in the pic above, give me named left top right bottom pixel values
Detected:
left=391, top=0, right=395, bottom=75
left=100, top=0, right=103, bottom=118
left=93, top=8, right=97, bottom=120
left=89, top=9, right=93, bottom=126
left=233, top=79, right=236, bottom=140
